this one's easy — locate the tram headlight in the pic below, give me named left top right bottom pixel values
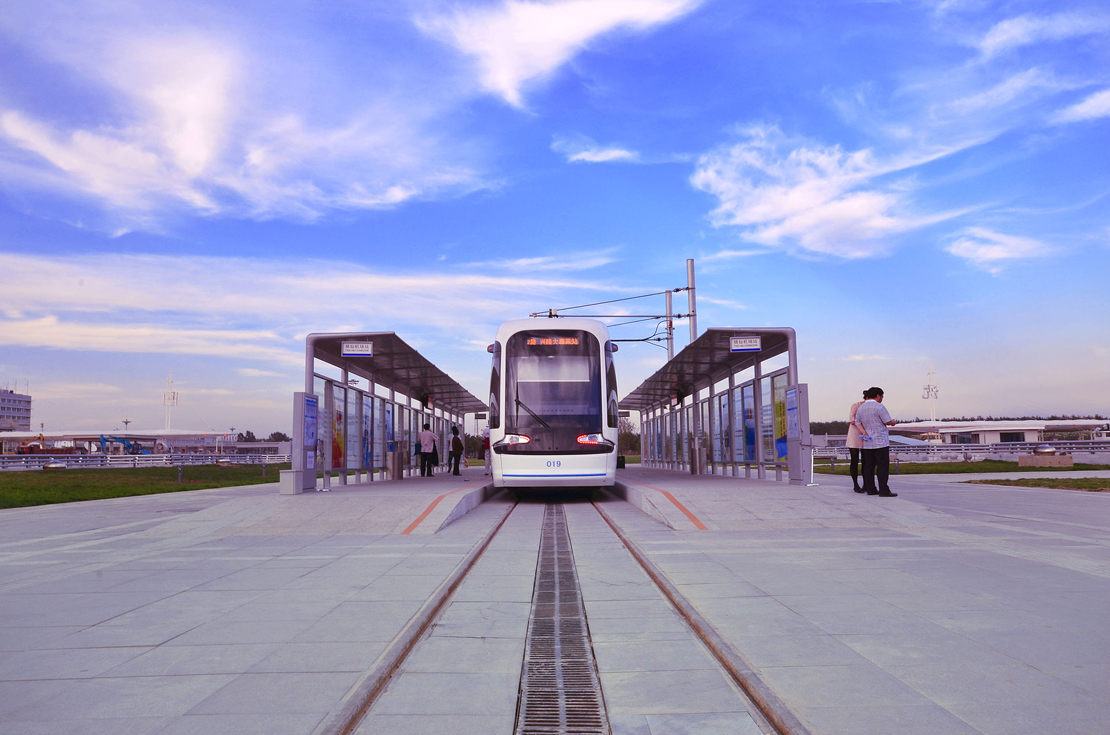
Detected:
left=503, top=434, right=531, bottom=445
left=576, top=434, right=602, bottom=445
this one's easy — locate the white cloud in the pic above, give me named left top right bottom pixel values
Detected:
left=701, top=248, right=771, bottom=262
left=238, top=368, right=284, bottom=378
left=417, top=0, right=700, bottom=107
left=473, top=253, right=618, bottom=272
left=0, top=252, right=627, bottom=360
left=1053, top=88, right=1110, bottom=123
left=945, top=227, right=1050, bottom=273
left=690, top=125, right=955, bottom=258
left=978, top=13, right=1110, bottom=58
left=552, top=135, right=639, bottom=163
left=946, top=68, right=1071, bottom=115
left=0, top=7, right=487, bottom=228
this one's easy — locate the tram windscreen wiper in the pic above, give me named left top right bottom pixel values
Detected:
left=514, top=394, right=551, bottom=429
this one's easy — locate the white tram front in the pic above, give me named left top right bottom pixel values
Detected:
left=487, top=318, right=619, bottom=488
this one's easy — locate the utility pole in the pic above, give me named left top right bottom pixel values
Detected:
left=665, top=290, right=674, bottom=361
left=122, top=419, right=131, bottom=431
left=686, top=258, right=697, bottom=343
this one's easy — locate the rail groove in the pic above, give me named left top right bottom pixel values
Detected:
left=514, top=503, right=609, bottom=735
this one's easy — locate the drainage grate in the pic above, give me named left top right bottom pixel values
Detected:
left=514, top=504, right=609, bottom=735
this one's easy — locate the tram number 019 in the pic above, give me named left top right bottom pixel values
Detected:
left=546, top=460, right=562, bottom=468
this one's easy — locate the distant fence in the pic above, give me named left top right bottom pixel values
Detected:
left=0, top=454, right=292, bottom=472
left=813, top=440, right=1110, bottom=465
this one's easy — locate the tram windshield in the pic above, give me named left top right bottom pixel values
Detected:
left=504, top=330, right=602, bottom=451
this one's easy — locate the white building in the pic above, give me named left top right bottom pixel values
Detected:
left=0, top=390, right=32, bottom=432
left=891, top=419, right=1108, bottom=444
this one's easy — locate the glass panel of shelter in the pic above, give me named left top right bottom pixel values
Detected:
left=644, top=366, right=791, bottom=480
left=307, top=374, right=471, bottom=484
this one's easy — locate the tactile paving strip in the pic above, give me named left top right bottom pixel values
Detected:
left=514, top=504, right=609, bottom=735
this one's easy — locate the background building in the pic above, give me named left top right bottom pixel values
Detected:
left=0, top=390, right=31, bottom=432
left=891, top=419, right=1108, bottom=444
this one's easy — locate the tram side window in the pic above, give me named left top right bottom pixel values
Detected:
left=606, top=342, right=618, bottom=428
left=488, top=342, right=501, bottom=429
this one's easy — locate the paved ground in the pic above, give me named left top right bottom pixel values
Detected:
left=0, top=468, right=500, bottom=735
left=617, top=466, right=1110, bottom=734
left=3, top=464, right=1109, bottom=735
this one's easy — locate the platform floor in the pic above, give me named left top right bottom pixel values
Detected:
left=615, top=466, right=1110, bottom=734
left=1, top=464, right=1108, bottom=734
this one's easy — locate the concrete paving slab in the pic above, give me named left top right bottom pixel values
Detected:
left=608, top=465, right=1110, bottom=735
left=601, top=669, right=748, bottom=715
left=0, top=472, right=513, bottom=735
left=354, top=713, right=516, bottom=735
left=186, top=671, right=361, bottom=714
left=158, top=713, right=327, bottom=735
left=644, top=712, right=764, bottom=735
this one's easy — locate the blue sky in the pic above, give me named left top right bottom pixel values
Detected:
left=1, top=0, right=1108, bottom=434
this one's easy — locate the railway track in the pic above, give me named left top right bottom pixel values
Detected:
left=318, top=494, right=813, bottom=735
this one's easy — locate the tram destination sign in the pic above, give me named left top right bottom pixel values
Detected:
left=730, top=336, right=761, bottom=353
left=341, top=341, right=373, bottom=357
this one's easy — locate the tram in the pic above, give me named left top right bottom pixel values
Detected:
left=487, top=318, right=619, bottom=488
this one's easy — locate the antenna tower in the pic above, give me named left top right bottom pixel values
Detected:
left=163, top=372, right=179, bottom=430
left=922, top=363, right=939, bottom=423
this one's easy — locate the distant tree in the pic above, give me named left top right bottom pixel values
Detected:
left=267, top=431, right=291, bottom=442
left=810, top=421, right=850, bottom=435
left=237, top=430, right=258, bottom=442
left=464, top=433, right=483, bottom=457
left=618, top=417, right=639, bottom=455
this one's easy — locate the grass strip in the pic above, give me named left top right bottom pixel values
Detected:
left=813, top=459, right=1108, bottom=475
left=0, top=463, right=290, bottom=509
left=966, top=478, right=1110, bottom=492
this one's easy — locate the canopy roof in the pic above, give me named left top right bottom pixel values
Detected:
left=619, top=327, right=796, bottom=413
left=306, top=332, right=487, bottom=416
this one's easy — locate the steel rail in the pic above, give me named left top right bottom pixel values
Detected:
left=591, top=500, right=816, bottom=735
left=317, top=496, right=519, bottom=735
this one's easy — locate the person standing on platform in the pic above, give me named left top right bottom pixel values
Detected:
left=418, top=423, right=437, bottom=477
left=846, top=391, right=867, bottom=493
left=854, top=387, right=899, bottom=497
left=449, top=426, right=464, bottom=475
left=482, top=426, right=491, bottom=475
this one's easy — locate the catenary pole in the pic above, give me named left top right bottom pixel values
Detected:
left=686, top=258, right=697, bottom=343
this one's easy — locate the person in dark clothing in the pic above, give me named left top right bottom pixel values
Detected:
left=449, top=426, right=464, bottom=475
left=854, top=387, right=899, bottom=497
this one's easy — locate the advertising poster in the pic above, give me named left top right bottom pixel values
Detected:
left=362, top=395, right=372, bottom=470
left=303, top=396, right=317, bottom=448
left=786, top=388, right=800, bottom=439
left=385, top=403, right=394, bottom=452
left=743, top=389, right=756, bottom=461
left=774, top=383, right=788, bottom=459
left=719, top=393, right=730, bottom=462
left=332, top=393, right=344, bottom=469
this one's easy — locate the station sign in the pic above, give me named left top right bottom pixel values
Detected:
left=730, top=336, right=761, bottom=353
left=341, top=341, right=373, bottom=357
left=475, top=413, right=487, bottom=419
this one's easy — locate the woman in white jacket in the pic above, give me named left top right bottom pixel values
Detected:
left=846, top=392, right=866, bottom=493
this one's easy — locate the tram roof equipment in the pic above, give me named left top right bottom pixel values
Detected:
left=619, top=327, right=798, bottom=413
left=305, top=331, right=487, bottom=416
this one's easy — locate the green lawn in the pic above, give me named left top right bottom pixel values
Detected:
left=813, top=459, right=1108, bottom=475
left=967, top=477, right=1110, bottom=492
left=0, top=463, right=289, bottom=509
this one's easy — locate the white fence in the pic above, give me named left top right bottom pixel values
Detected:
left=813, top=440, right=1110, bottom=465
left=0, top=454, right=292, bottom=472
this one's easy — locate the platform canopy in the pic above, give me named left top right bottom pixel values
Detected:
left=619, top=327, right=797, bottom=413
left=306, top=332, right=487, bottom=416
